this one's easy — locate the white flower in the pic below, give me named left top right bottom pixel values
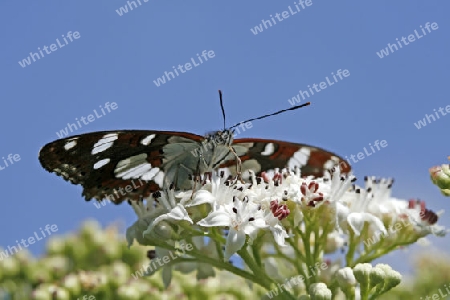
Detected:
left=405, top=200, right=448, bottom=237
left=263, top=200, right=290, bottom=246
left=126, top=189, right=193, bottom=245
left=363, top=177, right=407, bottom=217
left=177, top=171, right=243, bottom=209
left=325, top=168, right=357, bottom=205
left=337, top=188, right=387, bottom=236
left=299, top=180, right=325, bottom=207
left=197, top=196, right=268, bottom=261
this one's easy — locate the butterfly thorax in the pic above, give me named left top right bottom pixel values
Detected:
left=204, top=129, right=234, bottom=146
left=198, top=129, right=235, bottom=170
left=158, top=129, right=236, bottom=190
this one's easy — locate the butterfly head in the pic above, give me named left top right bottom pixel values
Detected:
left=205, top=129, right=235, bottom=147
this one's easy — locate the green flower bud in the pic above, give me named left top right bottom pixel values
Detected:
left=15, top=249, right=34, bottom=264
left=79, top=220, right=102, bottom=241
left=32, top=284, right=69, bottom=300
left=46, top=236, right=66, bottom=255
left=49, top=287, right=70, bottom=300
left=0, top=256, right=20, bottom=277
left=42, top=256, right=70, bottom=279
left=308, top=282, right=332, bottom=300
left=353, top=263, right=372, bottom=299
left=129, top=279, right=155, bottom=294
left=28, top=265, right=52, bottom=284
left=117, top=285, right=142, bottom=300
left=61, top=274, right=81, bottom=296
left=32, top=287, right=52, bottom=300
left=78, top=271, right=109, bottom=293
left=369, top=266, right=386, bottom=287
left=374, top=263, right=392, bottom=274
left=336, top=267, right=356, bottom=289
left=99, top=242, right=122, bottom=261
left=106, top=261, right=130, bottom=288
left=353, top=263, right=372, bottom=286
left=64, top=235, right=89, bottom=263
left=430, top=164, right=450, bottom=196
left=375, top=264, right=401, bottom=290
left=1, top=279, right=17, bottom=296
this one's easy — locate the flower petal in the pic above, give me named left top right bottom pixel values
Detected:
left=224, top=229, right=246, bottom=261
left=144, top=204, right=193, bottom=236
left=162, top=265, right=172, bottom=289
left=197, top=211, right=231, bottom=227
left=187, top=190, right=216, bottom=206
left=269, top=224, right=289, bottom=246
left=347, top=212, right=386, bottom=236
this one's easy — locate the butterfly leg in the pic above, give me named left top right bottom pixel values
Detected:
left=228, top=146, right=242, bottom=182
left=189, top=155, right=204, bottom=199
left=170, top=162, right=195, bottom=191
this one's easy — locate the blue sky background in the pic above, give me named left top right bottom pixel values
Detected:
left=1, top=1, right=449, bottom=275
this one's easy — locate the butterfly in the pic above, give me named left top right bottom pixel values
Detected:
left=38, top=91, right=350, bottom=204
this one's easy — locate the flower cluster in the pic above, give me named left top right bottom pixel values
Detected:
left=0, top=220, right=262, bottom=300
left=126, top=166, right=448, bottom=298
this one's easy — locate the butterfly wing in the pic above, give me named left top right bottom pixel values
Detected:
left=39, top=130, right=205, bottom=203
left=221, top=138, right=350, bottom=177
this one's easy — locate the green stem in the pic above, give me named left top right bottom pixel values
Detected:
left=353, top=239, right=418, bottom=266
left=153, top=240, right=272, bottom=290
left=251, top=234, right=265, bottom=267
left=346, top=229, right=357, bottom=266
left=238, top=247, right=272, bottom=289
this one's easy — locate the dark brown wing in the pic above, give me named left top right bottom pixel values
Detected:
left=223, top=138, right=350, bottom=177
left=38, top=130, right=204, bottom=204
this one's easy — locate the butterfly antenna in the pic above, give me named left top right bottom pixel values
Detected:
left=219, top=90, right=226, bottom=130
left=229, top=102, right=311, bottom=129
